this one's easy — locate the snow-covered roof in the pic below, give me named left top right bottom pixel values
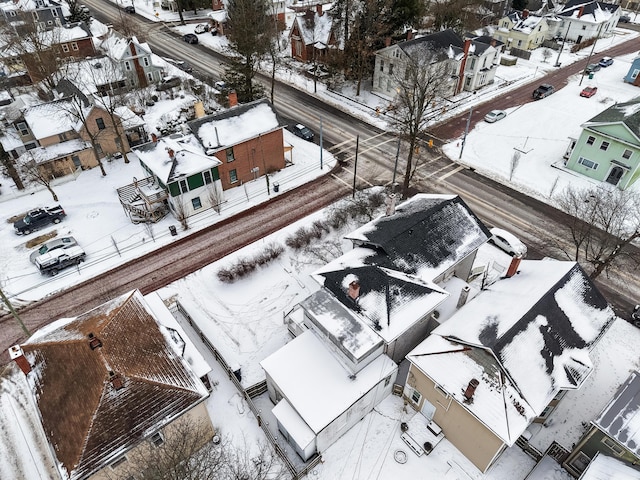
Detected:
left=1, top=0, right=61, bottom=12
left=594, top=370, right=640, bottom=458
left=260, top=330, right=397, bottom=434
left=580, top=452, right=640, bottom=479
left=559, top=0, right=619, bottom=22
left=509, top=13, right=547, bottom=33
left=584, top=96, right=640, bottom=141
left=311, top=257, right=449, bottom=344
left=345, top=194, right=491, bottom=282
left=60, top=57, right=126, bottom=96
left=291, top=10, right=333, bottom=46
left=23, top=99, right=77, bottom=139
left=16, top=290, right=210, bottom=480
left=17, top=138, right=90, bottom=164
left=408, top=260, right=615, bottom=445
left=133, top=136, right=221, bottom=184
left=188, top=99, right=282, bottom=151
left=115, top=106, right=145, bottom=129
left=397, top=29, right=464, bottom=62
left=98, top=34, right=150, bottom=61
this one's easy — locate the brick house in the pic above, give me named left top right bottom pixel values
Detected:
left=289, top=5, right=337, bottom=63
left=187, top=97, right=286, bottom=191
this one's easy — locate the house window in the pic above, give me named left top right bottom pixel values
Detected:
left=62, top=43, right=69, bottom=52
left=32, top=11, right=38, bottom=19
left=58, top=132, right=67, bottom=141
left=9, top=10, right=16, bottom=16
left=632, top=69, right=640, bottom=80
left=569, top=452, right=591, bottom=474
left=578, top=157, right=599, bottom=170
left=229, top=169, right=238, bottom=183
left=600, top=141, right=610, bottom=151
left=147, top=72, right=153, bottom=81
left=125, top=61, right=131, bottom=71
left=203, top=170, right=213, bottom=184
left=389, top=63, right=394, bottom=74
left=25, top=142, right=37, bottom=150
left=71, top=42, right=78, bottom=51
left=72, top=155, right=81, bottom=167
left=582, top=25, right=586, bottom=30
left=52, top=9, right=57, bottom=16
left=16, top=122, right=29, bottom=136
left=179, top=179, right=188, bottom=193
left=411, top=389, right=422, bottom=405
left=384, top=375, right=392, bottom=387
left=143, top=57, right=149, bottom=67
left=95, top=118, right=106, bottom=130
left=110, top=456, right=127, bottom=468
left=380, top=60, right=384, bottom=72
left=192, top=197, right=202, bottom=210
left=150, top=432, right=164, bottom=447
left=537, top=404, right=555, bottom=419
left=586, top=136, right=595, bottom=145
left=502, top=21, right=508, bottom=27
left=602, top=437, right=625, bottom=456
left=623, top=149, right=633, bottom=159
left=470, top=58, right=476, bottom=69
left=434, top=385, right=449, bottom=399
left=95, top=143, right=103, bottom=154
left=225, top=147, right=235, bottom=162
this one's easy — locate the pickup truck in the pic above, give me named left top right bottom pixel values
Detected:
left=13, top=205, right=66, bottom=235
left=35, top=246, right=85, bottom=276
left=532, top=84, right=555, bottom=100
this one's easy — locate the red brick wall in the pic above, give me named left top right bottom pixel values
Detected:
left=215, top=129, right=285, bottom=190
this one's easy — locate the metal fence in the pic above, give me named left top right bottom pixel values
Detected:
left=175, top=300, right=321, bottom=479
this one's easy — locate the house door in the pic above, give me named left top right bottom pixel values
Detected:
left=577, top=35, right=583, bottom=43
left=605, top=166, right=624, bottom=185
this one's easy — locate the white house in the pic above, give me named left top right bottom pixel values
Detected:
left=556, top=0, right=620, bottom=43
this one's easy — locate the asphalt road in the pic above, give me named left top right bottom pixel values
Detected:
left=2, top=9, right=639, bottom=362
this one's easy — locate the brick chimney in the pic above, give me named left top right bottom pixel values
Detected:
left=505, top=255, right=522, bottom=278
left=88, top=332, right=102, bottom=350
left=522, top=9, right=529, bottom=19
left=228, top=90, right=238, bottom=107
left=463, top=378, right=479, bottom=402
left=315, top=3, right=322, bottom=15
left=109, top=371, right=124, bottom=390
left=151, top=132, right=158, bottom=143
left=384, top=36, right=392, bottom=47
left=578, top=6, right=584, bottom=17
left=167, top=148, right=175, bottom=159
left=406, top=30, right=413, bottom=40
left=9, top=345, right=31, bottom=375
left=348, top=280, right=360, bottom=300
left=457, top=39, right=473, bottom=94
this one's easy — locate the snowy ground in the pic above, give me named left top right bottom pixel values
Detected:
left=2, top=7, right=640, bottom=480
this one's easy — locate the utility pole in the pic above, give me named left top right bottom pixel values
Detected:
left=459, top=107, right=473, bottom=160
left=0, top=287, right=29, bottom=337
left=579, top=22, right=604, bottom=86
left=555, top=23, right=570, bottom=67
left=319, top=117, right=323, bottom=170
left=392, top=137, right=401, bottom=192
left=352, top=135, right=359, bottom=198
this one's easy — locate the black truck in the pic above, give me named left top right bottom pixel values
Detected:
left=13, top=205, right=66, bottom=235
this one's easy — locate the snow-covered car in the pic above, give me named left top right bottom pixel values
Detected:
left=183, top=33, right=198, bottom=44
left=484, top=110, right=506, bottom=123
left=488, top=227, right=527, bottom=257
left=156, top=76, right=181, bottom=91
left=599, top=57, right=614, bottom=67
left=292, top=124, right=314, bottom=141
left=29, top=236, right=78, bottom=263
left=194, top=23, right=209, bottom=34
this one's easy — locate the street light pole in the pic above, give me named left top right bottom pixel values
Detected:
left=555, top=24, right=570, bottom=67
left=459, top=107, right=473, bottom=160
left=319, top=117, right=323, bottom=170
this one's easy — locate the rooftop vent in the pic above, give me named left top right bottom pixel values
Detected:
left=88, top=332, right=102, bottom=350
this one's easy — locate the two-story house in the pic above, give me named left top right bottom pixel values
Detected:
left=4, top=290, right=214, bottom=480
left=565, top=96, right=640, bottom=189
left=372, top=29, right=463, bottom=101
left=289, top=5, right=337, bottom=63
left=187, top=98, right=286, bottom=191
left=0, top=0, right=65, bottom=29
left=98, top=34, right=164, bottom=88
left=493, top=10, right=551, bottom=50
left=267, top=194, right=493, bottom=461
left=557, top=0, right=620, bottom=44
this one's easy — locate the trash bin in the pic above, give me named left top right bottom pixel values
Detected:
left=273, top=182, right=280, bottom=193
left=589, top=72, right=594, bottom=79
left=169, top=225, right=177, bottom=236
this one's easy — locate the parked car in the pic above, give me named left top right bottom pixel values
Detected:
left=29, top=236, right=78, bottom=263
left=124, top=5, right=135, bottom=13
left=532, top=84, right=555, bottom=100
left=214, top=80, right=227, bottom=91
left=599, top=57, right=614, bottom=67
left=484, top=110, right=506, bottom=123
left=14, top=205, right=66, bottom=235
left=584, top=63, right=601, bottom=74
left=194, top=23, right=209, bottom=34
left=488, top=227, right=527, bottom=257
left=580, top=86, right=598, bottom=98
left=183, top=33, right=198, bottom=44
left=619, top=15, right=631, bottom=23
left=292, top=124, right=314, bottom=141
left=35, top=245, right=86, bottom=276
left=156, top=76, right=181, bottom=91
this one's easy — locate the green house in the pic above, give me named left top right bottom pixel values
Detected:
left=133, top=137, right=222, bottom=218
left=565, top=97, right=640, bottom=189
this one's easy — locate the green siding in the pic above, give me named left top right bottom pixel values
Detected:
left=212, top=167, right=220, bottom=181
left=188, top=173, right=204, bottom=190
left=589, top=124, right=640, bottom=146
left=168, top=182, right=180, bottom=197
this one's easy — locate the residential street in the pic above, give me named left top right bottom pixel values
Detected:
left=1, top=6, right=639, bottom=364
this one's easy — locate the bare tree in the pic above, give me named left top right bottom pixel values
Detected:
left=206, top=184, right=224, bottom=214
left=17, top=155, right=59, bottom=201
left=553, top=185, right=640, bottom=279
left=392, top=51, right=456, bottom=197
left=542, top=48, right=553, bottom=63
left=509, top=150, right=520, bottom=181
left=219, top=439, right=286, bottom=480
left=0, top=143, right=25, bottom=190
left=172, top=197, right=190, bottom=230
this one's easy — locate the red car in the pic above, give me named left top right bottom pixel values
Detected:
left=580, top=86, right=598, bottom=98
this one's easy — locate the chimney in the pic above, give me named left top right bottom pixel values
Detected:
left=9, top=345, right=31, bottom=375
left=385, top=193, right=397, bottom=216
left=457, top=39, right=473, bottom=94
left=348, top=280, right=360, bottom=300
left=88, top=332, right=102, bottom=350
left=228, top=90, right=238, bottom=107
left=109, top=371, right=124, bottom=390
left=457, top=285, right=470, bottom=308
left=522, top=9, right=529, bottom=18
left=315, top=3, right=322, bottom=15
left=578, top=6, right=584, bottom=17
left=384, top=36, right=392, bottom=47
left=151, top=132, right=158, bottom=143
left=406, top=29, right=413, bottom=40
left=167, top=148, right=175, bottom=159
left=505, top=255, right=522, bottom=278
left=463, top=378, right=479, bottom=402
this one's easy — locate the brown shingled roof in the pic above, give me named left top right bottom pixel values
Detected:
left=21, top=290, right=208, bottom=480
